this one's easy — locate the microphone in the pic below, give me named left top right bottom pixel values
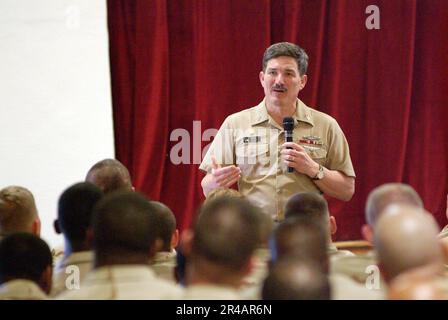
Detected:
left=283, top=117, right=294, bottom=173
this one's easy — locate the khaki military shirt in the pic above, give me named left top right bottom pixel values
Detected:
left=51, top=250, right=94, bottom=297
left=57, top=265, right=183, bottom=300
left=183, top=284, right=243, bottom=300
left=0, top=279, right=48, bottom=300
left=150, top=250, right=177, bottom=283
left=200, top=98, right=355, bottom=220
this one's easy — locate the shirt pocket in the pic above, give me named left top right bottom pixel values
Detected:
left=308, top=147, right=327, bottom=166
left=235, top=143, right=270, bottom=176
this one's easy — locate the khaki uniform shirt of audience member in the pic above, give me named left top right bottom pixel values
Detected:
left=0, top=279, right=48, bottom=300
left=182, top=284, right=243, bottom=300
left=331, top=250, right=378, bottom=284
left=150, top=249, right=177, bottom=283
left=57, top=265, right=182, bottom=300
left=51, top=250, right=93, bottom=297
left=199, top=98, right=355, bottom=221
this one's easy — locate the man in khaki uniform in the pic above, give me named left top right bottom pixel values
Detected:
left=149, top=201, right=179, bottom=283
left=331, top=183, right=423, bottom=285
left=374, top=204, right=447, bottom=297
left=284, top=192, right=354, bottom=259
left=58, top=192, right=182, bottom=300
left=0, top=233, right=53, bottom=300
left=181, top=197, right=262, bottom=300
left=0, top=186, right=41, bottom=239
left=51, top=182, right=103, bottom=297
left=199, top=42, right=355, bottom=220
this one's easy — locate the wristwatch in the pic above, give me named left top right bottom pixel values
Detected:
left=312, top=164, right=325, bottom=180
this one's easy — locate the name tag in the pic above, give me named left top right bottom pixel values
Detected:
left=243, top=136, right=261, bottom=143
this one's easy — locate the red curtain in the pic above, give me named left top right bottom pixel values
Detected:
left=107, top=0, right=448, bottom=240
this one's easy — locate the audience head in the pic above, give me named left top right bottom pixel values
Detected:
left=262, top=258, right=330, bottom=300
left=389, top=277, right=447, bottom=300
left=0, top=233, right=53, bottom=294
left=55, top=182, right=103, bottom=251
left=363, top=183, right=423, bottom=243
left=85, top=159, right=133, bottom=193
left=285, top=192, right=336, bottom=238
left=270, top=218, right=328, bottom=273
left=374, top=204, right=443, bottom=283
left=0, top=186, right=40, bottom=237
left=187, top=197, right=261, bottom=277
left=150, top=201, right=178, bottom=252
left=91, top=191, right=160, bottom=267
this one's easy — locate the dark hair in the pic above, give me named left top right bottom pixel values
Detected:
left=285, top=192, right=329, bottom=234
left=92, top=191, right=159, bottom=256
left=150, top=201, right=176, bottom=252
left=193, top=197, right=261, bottom=270
left=58, top=182, right=103, bottom=243
left=85, top=159, right=132, bottom=193
left=0, top=233, right=52, bottom=284
left=262, top=257, right=330, bottom=300
left=262, top=42, right=309, bottom=75
left=270, top=218, right=328, bottom=273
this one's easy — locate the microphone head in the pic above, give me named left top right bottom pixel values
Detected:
left=283, top=117, right=294, bottom=131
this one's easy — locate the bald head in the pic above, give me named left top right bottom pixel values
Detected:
left=388, top=263, right=448, bottom=300
left=86, top=159, right=132, bottom=194
left=262, top=258, right=330, bottom=300
left=374, top=205, right=443, bottom=282
left=365, top=183, right=423, bottom=227
left=0, top=186, right=39, bottom=236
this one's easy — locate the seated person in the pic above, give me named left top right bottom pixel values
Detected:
left=0, top=233, right=53, bottom=300
left=332, top=183, right=423, bottom=284
left=181, top=197, right=261, bottom=299
left=58, top=191, right=182, bottom=299
left=85, top=159, right=133, bottom=193
left=284, top=192, right=354, bottom=259
left=0, top=186, right=40, bottom=239
left=149, top=201, right=179, bottom=283
left=52, top=182, right=103, bottom=296
left=262, top=258, right=330, bottom=300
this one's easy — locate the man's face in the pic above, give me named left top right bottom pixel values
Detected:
left=259, top=56, right=307, bottom=108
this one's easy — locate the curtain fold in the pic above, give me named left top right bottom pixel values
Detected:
left=107, top=0, right=448, bottom=240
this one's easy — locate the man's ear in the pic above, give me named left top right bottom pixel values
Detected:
left=171, top=229, right=180, bottom=250
left=329, top=216, right=337, bottom=236
left=39, top=265, right=53, bottom=295
left=180, top=229, right=194, bottom=258
left=32, top=218, right=41, bottom=236
left=361, top=224, right=374, bottom=244
left=53, top=219, right=61, bottom=234
left=149, top=239, right=163, bottom=259
left=259, top=71, right=265, bottom=86
left=299, top=74, right=308, bottom=90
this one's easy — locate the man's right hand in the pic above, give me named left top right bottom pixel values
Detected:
left=201, top=155, right=241, bottom=196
